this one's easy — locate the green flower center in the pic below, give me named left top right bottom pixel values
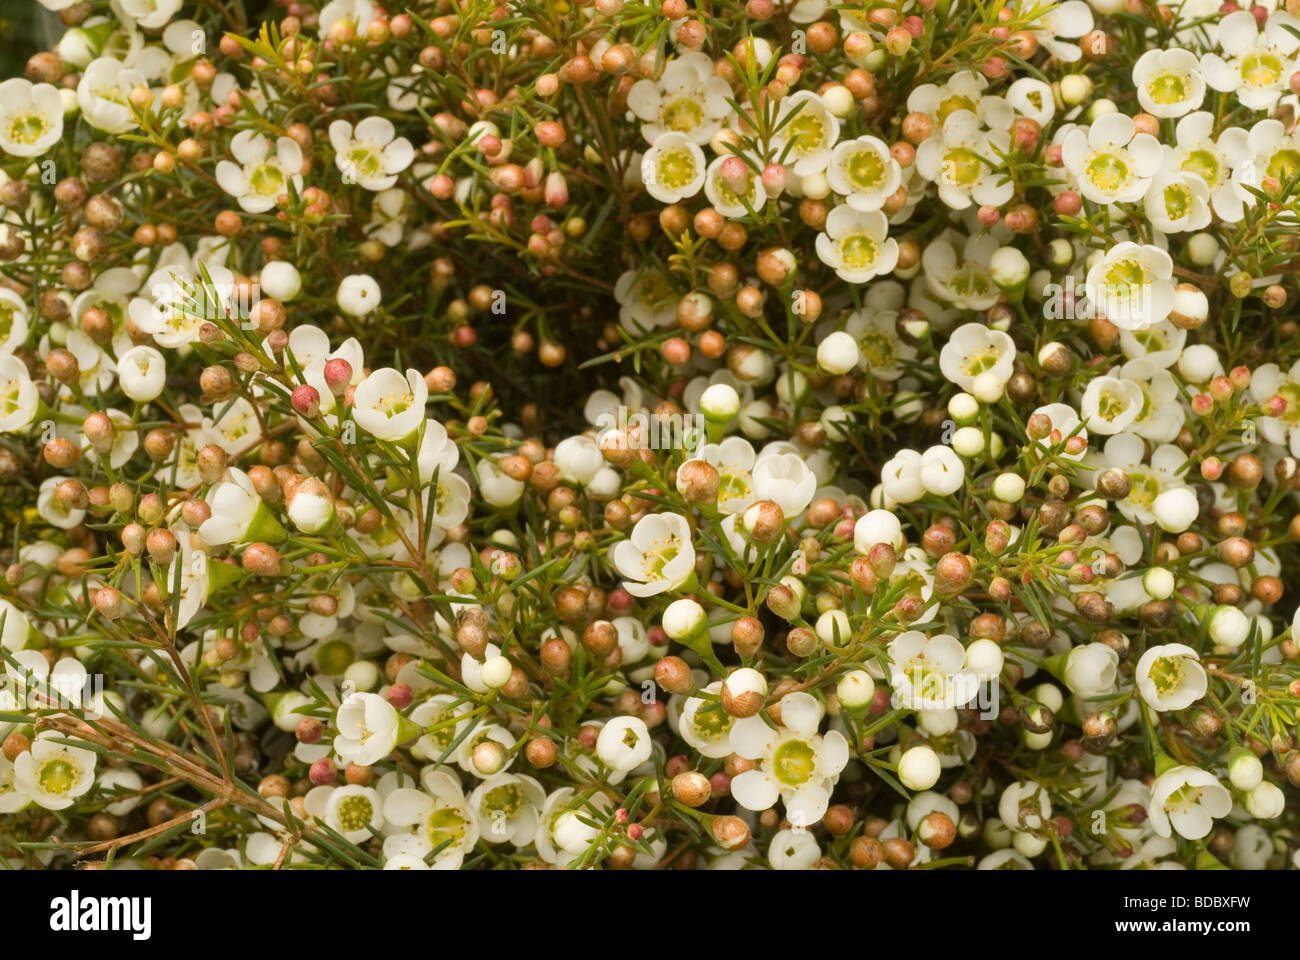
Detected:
left=654, top=148, right=698, bottom=189
left=336, top=794, right=374, bottom=832
left=1241, top=52, right=1282, bottom=87
left=250, top=162, right=286, bottom=197
left=845, top=147, right=887, bottom=190
left=942, top=147, right=983, bottom=185
left=7, top=111, right=48, bottom=146
left=1147, top=72, right=1188, bottom=105
left=1266, top=148, right=1300, bottom=183
left=1086, top=153, right=1129, bottom=193
left=784, top=112, right=825, bottom=156
left=1181, top=149, right=1220, bottom=186
left=38, top=759, right=76, bottom=796
left=839, top=233, right=878, bottom=269
left=662, top=97, right=704, bottom=133
left=1162, top=183, right=1192, bottom=221
left=772, top=739, right=816, bottom=786
left=1148, top=655, right=1185, bottom=694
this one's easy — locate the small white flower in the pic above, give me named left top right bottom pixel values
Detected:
left=1080, top=375, right=1144, bottom=436
left=923, top=234, right=1002, bottom=311
left=596, top=716, right=652, bottom=772
left=337, top=273, right=382, bottom=316
left=260, top=261, right=302, bottom=301
left=679, top=682, right=737, bottom=758
left=815, top=206, right=898, bottom=283
left=324, top=783, right=384, bottom=842
left=1200, top=9, right=1300, bottom=112
left=1148, top=765, right=1232, bottom=839
left=1244, top=781, right=1285, bottom=820
left=751, top=452, right=816, bottom=516
left=854, top=509, right=905, bottom=554
left=816, top=331, right=860, bottom=375
left=703, top=154, right=765, bottom=218
left=1062, top=113, right=1163, bottom=205
left=1249, top=358, right=1300, bottom=455
left=0, top=79, right=64, bottom=157
left=1143, top=169, right=1212, bottom=233
left=334, top=692, right=400, bottom=766
left=0, top=354, right=38, bottom=434
left=626, top=52, right=732, bottom=145
left=330, top=117, right=414, bottom=191
left=898, top=745, right=941, bottom=791
left=1136, top=643, right=1207, bottom=711
left=1062, top=642, right=1119, bottom=697
left=729, top=692, right=849, bottom=825
left=198, top=468, right=284, bottom=545
left=1084, top=242, right=1175, bottom=331
left=940, top=322, right=1016, bottom=392
left=77, top=58, right=147, bottom=135
left=826, top=135, right=901, bottom=212
left=772, top=90, right=840, bottom=176
left=1166, top=112, right=1251, bottom=222
left=612, top=512, right=695, bottom=598
left=919, top=445, right=964, bottom=496
left=641, top=131, right=706, bottom=203
left=469, top=772, right=546, bottom=846
left=216, top=131, right=304, bottom=213
left=13, top=733, right=97, bottom=810
left=1133, top=48, right=1206, bottom=118
left=352, top=367, right=427, bottom=441
left=915, top=109, right=1013, bottom=210
left=888, top=631, right=976, bottom=710
left=1152, top=486, right=1200, bottom=533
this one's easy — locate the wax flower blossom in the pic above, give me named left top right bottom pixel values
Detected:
left=612, top=512, right=696, bottom=597
left=729, top=692, right=850, bottom=825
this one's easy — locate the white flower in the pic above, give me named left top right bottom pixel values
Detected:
left=694, top=436, right=757, bottom=514
left=0, top=354, right=38, bottom=434
left=1007, top=77, right=1056, bottom=126
left=13, top=734, right=97, bottom=810
left=915, top=109, right=1013, bottom=210
left=1143, top=169, right=1212, bottom=233
left=215, top=131, right=304, bottom=213
left=334, top=692, right=400, bottom=766
left=703, top=153, right=766, bottom=218
left=287, top=478, right=336, bottom=534
left=77, top=58, right=147, bottom=135
left=0, top=79, right=64, bottom=157
left=330, top=117, right=414, bottom=191
left=729, top=692, right=849, bottom=825
left=0, top=288, right=29, bottom=355
left=1062, top=642, right=1119, bottom=697
left=641, top=132, right=706, bottom=203
left=612, top=512, right=695, bottom=598
left=999, top=780, right=1052, bottom=832
left=0, top=598, right=30, bottom=651
left=940, top=322, right=1016, bottom=392
left=1234, top=117, right=1300, bottom=214
left=919, top=445, right=964, bottom=496
left=1062, top=113, right=1163, bottom=205
left=38, top=476, right=85, bottom=530
left=337, top=274, right=382, bottom=316
left=815, top=206, right=897, bottom=283
left=198, top=468, right=284, bottom=546
left=615, top=269, right=678, bottom=334
left=1148, top=765, right=1232, bottom=839
left=1200, top=10, right=1300, bottom=111
left=1136, top=643, right=1207, bottom=711
left=1244, top=782, right=1285, bottom=820
left=1133, top=49, right=1206, bottom=118
left=842, top=300, right=917, bottom=381
left=880, top=449, right=924, bottom=503
left=923, top=234, right=1002, bottom=311
left=1084, top=242, right=1174, bottom=331
left=768, top=828, right=821, bottom=869
left=1249, top=358, right=1300, bottom=455
left=772, top=90, right=840, bottom=176
left=477, top=458, right=525, bottom=507
left=1166, top=112, right=1251, bottom=222
left=554, top=435, right=604, bottom=485
left=319, top=0, right=377, bottom=36
left=888, top=631, right=977, bottom=710
left=626, top=52, right=732, bottom=145
left=352, top=367, right=427, bottom=441
left=751, top=452, right=816, bottom=516
left=469, top=772, right=546, bottom=846
left=323, top=784, right=384, bottom=842
left=678, top=682, right=736, bottom=758
left=827, top=135, right=901, bottom=212
left=1030, top=1, right=1094, bottom=61
left=596, top=716, right=652, bottom=772
left=1080, top=375, right=1144, bottom=436
left=383, top=768, right=478, bottom=868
